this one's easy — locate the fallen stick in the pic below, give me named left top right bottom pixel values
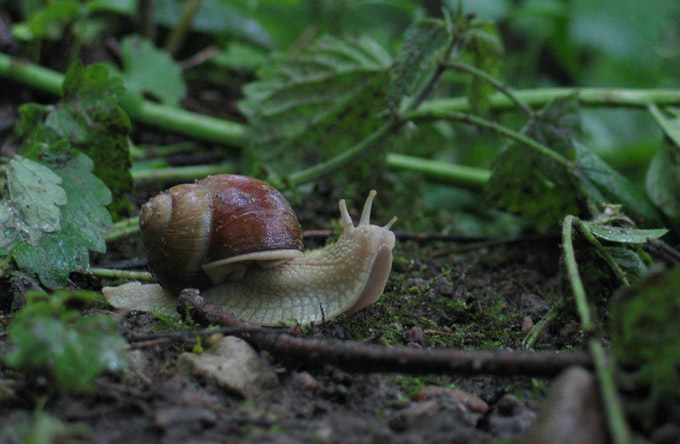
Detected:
left=176, top=289, right=592, bottom=377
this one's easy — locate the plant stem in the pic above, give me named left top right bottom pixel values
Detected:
left=288, top=121, right=397, bottom=185
left=562, top=215, right=632, bottom=444
left=444, top=60, right=534, bottom=116
left=3, top=53, right=680, bottom=146
left=0, top=53, right=246, bottom=146
left=386, top=153, right=490, bottom=188
left=575, top=220, right=630, bottom=287
left=164, top=0, right=203, bottom=55
left=405, top=109, right=573, bottom=168
left=138, top=0, right=157, bottom=40
left=420, top=87, right=680, bottom=114
left=106, top=216, right=140, bottom=242
left=90, top=267, right=154, bottom=281
left=131, top=162, right=233, bottom=182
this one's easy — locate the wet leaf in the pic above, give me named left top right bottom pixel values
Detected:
left=1, top=156, right=66, bottom=248
left=11, top=142, right=112, bottom=288
left=583, top=223, right=668, bottom=243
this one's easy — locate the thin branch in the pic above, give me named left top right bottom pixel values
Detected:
left=403, top=109, right=573, bottom=168
left=176, top=289, right=592, bottom=377
left=562, top=215, right=632, bottom=444
left=90, top=267, right=154, bottom=281
left=443, top=60, right=534, bottom=116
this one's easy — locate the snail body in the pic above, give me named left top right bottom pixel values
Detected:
left=111, top=174, right=397, bottom=326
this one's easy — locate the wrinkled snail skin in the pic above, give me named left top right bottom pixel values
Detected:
left=203, top=195, right=397, bottom=325
left=136, top=174, right=398, bottom=326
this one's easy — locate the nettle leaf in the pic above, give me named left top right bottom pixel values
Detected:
left=239, top=34, right=393, bottom=176
left=0, top=156, right=67, bottom=250
left=611, top=265, right=680, bottom=429
left=119, top=35, right=187, bottom=106
left=389, top=18, right=451, bottom=108
left=466, top=23, right=503, bottom=115
left=485, top=98, right=581, bottom=231
left=583, top=223, right=668, bottom=243
left=18, top=62, right=133, bottom=218
left=11, top=142, right=112, bottom=288
left=646, top=106, right=680, bottom=231
left=573, top=141, right=663, bottom=227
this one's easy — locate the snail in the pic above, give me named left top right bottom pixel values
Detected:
left=102, top=174, right=397, bottom=326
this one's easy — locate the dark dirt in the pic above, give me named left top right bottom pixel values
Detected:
left=1, top=235, right=572, bottom=444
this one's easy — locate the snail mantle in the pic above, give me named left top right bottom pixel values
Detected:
left=102, top=175, right=397, bottom=326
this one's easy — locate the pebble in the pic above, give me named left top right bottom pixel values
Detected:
left=522, top=366, right=607, bottom=444
left=411, top=386, right=489, bottom=413
left=483, top=394, right=535, bottom=437
left=177, top=336, right=278, bottom=399
left=432, top=277, right=455, bottom=297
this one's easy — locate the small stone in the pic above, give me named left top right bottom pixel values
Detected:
left=177, top=336, right=278, bottom=399
left=522, top=366, right=607, bottom=444
left=153, top=406, right=217, bottom=428
left=290, top=371, right=322, bottom=391
left=483, top=394, right=535, bottom=437
left=405, top=277, right=427, bottom=289
left=432, top=277, right=455, bottom=297
left=411, top=386, right=488, bottom=413
left=521, top=316, right=534, bottom=333
left=406, top=326, right=425, bottom=345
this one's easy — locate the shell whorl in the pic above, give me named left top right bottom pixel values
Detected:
left=139, top=175, right=304, bottom=293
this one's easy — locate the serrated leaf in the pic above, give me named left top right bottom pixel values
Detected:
left=13, top=0, right=82, bottom=41
left=611, top=265, right=680, bottom=429
left=6, top=155, right=66, bottom=234
left=583, top=223, right=668, bottom=243
left=239, top=34, right=393, bottom=177
left=485, top=98, right=580, bottom=231
left=606, top=246, right=648, bottom=282
left=466, top=23, right=504, bottom=115
left=11, top=142, right=112, bottom=288
left=119, top=35, right=186, bottom=106
left=646, top=105, right=680, bottom=231
left=18, top=62, right=133, bottom=218
left=388, top=18, right=451, bottom=108
left=573, top=141, right=663, bottom=227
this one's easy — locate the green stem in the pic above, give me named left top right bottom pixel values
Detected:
left=106, top=216, right=141, bottom=242
left=3, top=53, right=680, bottom=147
left=420, top=87, right=680, bottom=114
left=444, top=60, right=534, bottom=116
left=90, top=267, right=154, bottom=281
left=0, top=53, right=246, bottom=146
left=128, top=100, right=245, bottom=146
left=288, top=121, right=397, bottom=185
left=164, top=0, right=202, bottom=55
left=575, top=220, right=630, bottom=287
left=131, top=162, right=233, bottom=182
left=562, top=215, right=632, bottom=444
left=386, top=153, right=490, bottom=188
left=405, top=109, right=573, bottom=168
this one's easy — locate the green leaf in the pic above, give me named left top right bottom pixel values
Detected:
left=388, top=18, right=451, bottom=108
left=646, top=105, right=680, bottom=231
left=5, top=290, right=127, bottom=393
left=573, top=140, right=663, bottom=227
left=11, top=142, right=112, bottom=288
left=18, top=62, right=133, bottom=218
left=0, top=156, right=67, bottom=249
left=485, top=98, right=580, bottom=231
left=611, top=265, right=680, bottom=430
left=466, top=23, right=504, bottom=115
left=119, top=35, right=187, bottom=106
left=12, top=0, right=82, bottom=41
left=239, top=34, right=393, bottom=177
left=583, top=223, right=668, bottom=243
left=606, top=246, right=648, bottom=282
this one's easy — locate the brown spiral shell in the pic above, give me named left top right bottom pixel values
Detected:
left=139, top=175, right=303, bottom=293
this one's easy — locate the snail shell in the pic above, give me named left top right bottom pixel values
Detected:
left=139, top=175, right=304, bottom=293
